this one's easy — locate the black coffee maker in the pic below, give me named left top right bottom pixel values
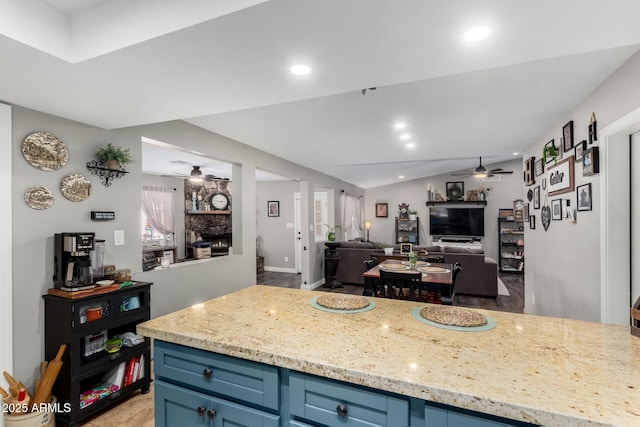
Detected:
left=53, top=233, right=96, bottom=290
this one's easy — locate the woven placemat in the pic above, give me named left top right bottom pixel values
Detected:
left=310, top=295, right=376, bottom=314
left=411, top=306, right=496, bottom=332
left=317, top=294, right=370, bottom=310
left=417, top=266, right=450, bottom=274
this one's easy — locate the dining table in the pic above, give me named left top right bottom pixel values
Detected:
left=362, top=259, right=455, bottom=304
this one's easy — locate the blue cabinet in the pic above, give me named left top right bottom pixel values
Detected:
left=154, top=340, right=536, bottom=427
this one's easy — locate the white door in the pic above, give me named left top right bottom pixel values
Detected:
left=294, top=193, right=302, bottom=274
left=632, top=131, right=640, bottom=306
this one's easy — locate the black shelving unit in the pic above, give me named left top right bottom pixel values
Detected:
left=498, top=218, right=524, bottom=273
left=43, top=282, right=152, bottom=427
left=395, top=217, right=419, bottom=244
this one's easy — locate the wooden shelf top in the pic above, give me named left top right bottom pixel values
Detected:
left=186, top=210, right=231, bottom=215
left=426, top=201, right=487, bottom=206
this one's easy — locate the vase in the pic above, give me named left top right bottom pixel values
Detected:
left=384, top=247, right=394, bottom=255
left=327, top=232, right=336, bottom=242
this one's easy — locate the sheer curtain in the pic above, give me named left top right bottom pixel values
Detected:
left=142, top=186, right=175, bottom=235
left=341, top=192, right=363, bottom=241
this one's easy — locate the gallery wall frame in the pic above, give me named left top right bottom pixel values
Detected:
left=551, top=199, right=562, bottom=220
left=547, top=156, right=575, bottom=196
left=563, top=121, right=574, bottom=152
left=574, top=140, right=587, bottom=163
left=529, top=215, right=536, bottom=229
left=583, top=146, right=600, bottom=176
left=375, top=202, right=388, bottom=218
left=577, top=183, right=592, bottom=211
left=267, top=200, right=280, bottom=217
left=533, top=186, right=540, bottom=209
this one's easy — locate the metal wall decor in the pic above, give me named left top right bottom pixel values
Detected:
left=86, top=160, right=129, bottom=187
left=25, top=186, right=54, bottom=210
left=60, top=173, right=91, bottom=202
left=22, top=132, right=69, bottom=171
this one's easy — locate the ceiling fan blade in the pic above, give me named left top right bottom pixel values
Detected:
left=491, top=170, right=513, bottom=174
left=451, top=172, right=473, bottom=176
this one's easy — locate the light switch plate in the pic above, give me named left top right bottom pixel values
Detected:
left=114, top=230, right=125, bottom=246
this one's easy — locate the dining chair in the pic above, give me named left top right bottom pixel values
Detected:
left=378, top=270, right=423, bottom=300
left=362, top=258, right=380, bottom=296
left=417, top=262, right=462, bottom=305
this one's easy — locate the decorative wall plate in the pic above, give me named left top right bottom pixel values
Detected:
left=60, top=173, right=91, bottom=202
left=541, top=205, right=552, bottom=231
left=22, top=132, right=69, bottom=171
left=24, top=186, right=54, bottom=210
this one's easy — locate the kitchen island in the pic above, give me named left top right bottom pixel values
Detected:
left=138, top=286, right=639, bottom=426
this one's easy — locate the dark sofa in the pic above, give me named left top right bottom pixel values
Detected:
left=331, top=241, right=498, bottom=297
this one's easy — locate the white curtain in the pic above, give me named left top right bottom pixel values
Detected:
left=341, top=192, right=362, bottom=241
left=142, top=186, right=175, bottom=235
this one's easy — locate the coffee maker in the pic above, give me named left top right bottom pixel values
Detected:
left=54, top=233, right=96, bottom=290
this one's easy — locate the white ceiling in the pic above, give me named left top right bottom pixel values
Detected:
left=2, top=0, right=640, bottom=188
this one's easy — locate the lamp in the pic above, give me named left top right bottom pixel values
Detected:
left=189, top=166, right=203, bottom=182
left=365, top=221, right=371, bottom=242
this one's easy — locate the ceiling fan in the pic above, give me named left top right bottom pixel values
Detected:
left=451, top=156, right=514, bottom=178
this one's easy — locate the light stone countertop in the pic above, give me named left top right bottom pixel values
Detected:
left=138, top=286, right=640, bottom=426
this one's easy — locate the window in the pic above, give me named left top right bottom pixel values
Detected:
left=314, top=191, right=328, bottom=242
left=141, top=186, right=175, bottom=245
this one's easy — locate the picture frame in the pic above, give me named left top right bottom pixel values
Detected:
left=563, top=199, right=571, bottom=218
left=267, top=200, right=280, bottom=217
left=524, top=156, right=535, bottom=186
left=529, top=215, right=536, bottom=230
left=583, top=146, right=600, bottom=176
left=551, top=199, right=562, bottom=220
left=574, top=140, right=586, bottom=163
left=375, top=202, right=388, bottom=218
left=589, top=112, right=597, bottom=144
left=547, top=156, right=575, bottom=196
left=446, top=181, right=464, bottom=201
left=544, top=139, right=557, bottom=164
left=466, top=190, right=479, bottom=201
left=577, top=183, right=592, bottom=211
left=399, top=243, right=413, bottom=255
left=523, top=203, right=530, bottom=221
left=534, top=158, right=545, bottom=176
left=563, top=121, right=574, bottom=152
left=533, top=185, right=540, bottom=209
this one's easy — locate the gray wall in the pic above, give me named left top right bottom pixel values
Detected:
left=364, top=158, right=524, bottom=261
left=11, top=108, right=362, bottom=385
left=523, top=50, right=640, bottom=321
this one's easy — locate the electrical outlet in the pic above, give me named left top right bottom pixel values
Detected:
left=284, top=256, right=288, bottom=262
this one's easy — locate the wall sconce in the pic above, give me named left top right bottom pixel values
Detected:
left=365, top=221, right=371, bottom=242
left=189, top=166, right=203, bottom=182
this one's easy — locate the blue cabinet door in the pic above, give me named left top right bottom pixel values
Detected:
left=425, top=403, right=528, bottom=427
left=155, top=380, right=280, bottom=427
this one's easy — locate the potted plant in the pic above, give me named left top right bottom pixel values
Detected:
left=408, top=209, right=418, bottom=220
left=325, top=224, right=341, bottom=242
left=374, top=241, right=395, bottom=255
left=97, top=143, right=133, bottom=170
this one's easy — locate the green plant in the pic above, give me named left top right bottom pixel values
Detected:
left=543, top=144, right=558, bottom=164
left=324, top=224, right=341, bottom=233
left=409, top=209, right=418, bottom=215
left=97, top=143, right=133, bottom=166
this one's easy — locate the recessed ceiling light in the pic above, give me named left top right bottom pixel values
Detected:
left=463, top=26, right=490, bottom=42
left=290, top=64, right=310, bottom=75
left=399, top=133, right=411, bottom=140
left=513, top=152, right=519, bottom=156
left=398, top=175, right=405, bottom=179
left=394, top=122, right=406, bottom=130
left=405, top=142, right=416, bottom=149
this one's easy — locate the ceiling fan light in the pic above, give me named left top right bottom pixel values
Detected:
left=475, top=173, right=487, bottom=178
left=189, top=166, right=203, bottom=182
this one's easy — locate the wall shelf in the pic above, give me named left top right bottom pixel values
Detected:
left=426, top=201, right=487, bottom=207
left=185, top=210, right=231, bottom=215
left=86, top=160, right=129, bottom=187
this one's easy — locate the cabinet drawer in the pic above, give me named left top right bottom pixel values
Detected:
left=155, top=380, right=280, bottom=427
left=289, top=371, right=409, bottom=427
left=154, top=341, right=279, bottom=411
left=425, top=402, right=529, bottom=427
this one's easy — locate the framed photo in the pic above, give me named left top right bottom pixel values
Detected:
left=466, top=190, right=478, bottom=201
left=375, top=202, right=388, bottom=218
left=583, top=146, right=600, bottom=176
left=446, top=181, right=464, bottom=201
left=399, top=243, right=413, bottom=255
left=547, top=156, right=575, bottom=196
left=533, top=185, right=540, bottom=209
left=574, top=140, right=586, bottom=163
left=563, top=121, right=574, bottom=152
left=544, top=140, right=557, bottom=164
left=267, top=200, right=280, bottom=217
left=563, top=199, right=571, bottom=218
left=551, top=199, right=562, bottom=220
left=529, top=215, right=536, bottom=230
left=534, top=158, right=545, bottom=176
left=589, top=112, right=597, bottom=144
left=523, top=203, right=530, bottom=221
left=577, top=183, right=592, bottom=211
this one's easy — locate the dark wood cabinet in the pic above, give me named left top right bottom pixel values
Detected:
left=43, top=282, right=152, bottom=427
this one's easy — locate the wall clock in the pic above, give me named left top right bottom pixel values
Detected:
left=210, top=192, right=230, bottom=210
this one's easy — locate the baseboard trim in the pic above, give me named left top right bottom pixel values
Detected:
left=264, top=266, right=297, bottom=274
left=302, top=278, right=325, bottom=291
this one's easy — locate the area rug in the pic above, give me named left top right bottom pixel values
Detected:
left=497, top=278, right=510, bottom=296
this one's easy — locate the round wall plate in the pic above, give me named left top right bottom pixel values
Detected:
left=22, top=132, right=69, bottom=171
left=25, top=186, right=54, bottom=210
left=60, top=173, right=92, bottom=202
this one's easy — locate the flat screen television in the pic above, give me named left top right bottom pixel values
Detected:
left=429, top=207, right=485, bottom=237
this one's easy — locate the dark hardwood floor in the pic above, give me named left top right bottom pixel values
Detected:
left=257, top=271, right=524, bottom=313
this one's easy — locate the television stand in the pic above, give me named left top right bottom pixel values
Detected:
left=434, top=237, right=482, bottom=250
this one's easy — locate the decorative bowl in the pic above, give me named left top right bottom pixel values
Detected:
left=96, top=279, right=114, bottom=287
left=104, top=338, right=123, bottom=353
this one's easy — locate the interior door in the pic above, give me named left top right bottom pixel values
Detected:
left=632, top=132, right=640, bottom=306
left=294, top=193, right=302, bottom=274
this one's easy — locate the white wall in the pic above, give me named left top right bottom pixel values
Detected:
left=364, top=158, right=524, bottom=261
left=523, top=50, right=640, bottom=322
left=0, top=103, right=12, bottom=412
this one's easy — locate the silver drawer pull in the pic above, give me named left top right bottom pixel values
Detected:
left=207, top=409, right=217, bottom=420
left=336, top=404, right=348, bottom=417
left=197, top=406, right=206, bottom=416
left=203, top=368, right=213, bottom=379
